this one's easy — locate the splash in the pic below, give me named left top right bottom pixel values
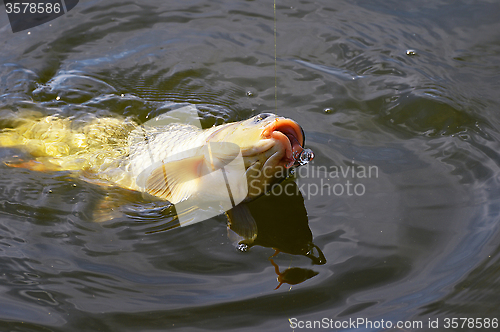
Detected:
left=286, top=147, right=314, bottom=168
left=295, top=148, right=314, bottom=166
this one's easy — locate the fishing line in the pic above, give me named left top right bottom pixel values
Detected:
left=274, top=0, right=277, bottom=113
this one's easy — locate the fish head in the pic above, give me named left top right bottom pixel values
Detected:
left=209, top=113, right=311, bottom=200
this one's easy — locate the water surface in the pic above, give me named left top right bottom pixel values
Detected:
left=1, top=0, right=500, bottom=331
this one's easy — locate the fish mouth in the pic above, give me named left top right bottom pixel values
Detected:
left=261, top=118, right=304, bottom=165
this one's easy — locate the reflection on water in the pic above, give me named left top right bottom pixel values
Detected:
left=1, top=0, right=500, bottom=331
left=269, top=259, right=319, bottom=290
left=242, top=179, right=326, bottom=265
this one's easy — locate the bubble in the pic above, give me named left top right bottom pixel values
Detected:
left=237, top=243, right=248, bottom=252
left=458, top=133, right=470, bottom=141
left=296, top=148, right=314, bottom=166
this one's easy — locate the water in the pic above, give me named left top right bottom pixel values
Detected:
left=295, top=148, right=314, bottom=166
left=1, top=0, right=500, bottom=331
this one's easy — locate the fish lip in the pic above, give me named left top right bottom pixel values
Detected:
left=205, top=117, right=305, bottom=164
left=261, top=118, right=304, bottom=164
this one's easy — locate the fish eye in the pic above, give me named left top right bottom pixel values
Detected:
left=254, top=113, right=273, bottom=123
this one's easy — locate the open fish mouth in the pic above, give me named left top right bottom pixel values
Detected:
left=261, top=118, right=305, bottom=166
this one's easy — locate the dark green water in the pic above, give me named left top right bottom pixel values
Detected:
left=1, top=1, right=500, bottom=331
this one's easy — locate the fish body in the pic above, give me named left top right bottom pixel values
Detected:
left=0, top=110, right=312, bottom=227
left=121, top=113, right=307, bottom=202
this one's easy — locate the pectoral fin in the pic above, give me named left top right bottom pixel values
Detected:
left=226, top=203, right=257, bottom=242
left=144, top=155, right=210, bottom=203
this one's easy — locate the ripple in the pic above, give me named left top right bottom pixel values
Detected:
left=379, top=92, right=482, bottom=137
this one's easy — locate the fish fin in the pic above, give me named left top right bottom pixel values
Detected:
left=227, top=227, right=245, bottom=244
left=144, top=155, right=209, bottom=203
left=143, top=104, right=203, bottom=129
left=305, top=244, right=327, bottom=265
left=226, top=203, right=257, bottom=241
left=4, top=158, right=61, bottom=172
